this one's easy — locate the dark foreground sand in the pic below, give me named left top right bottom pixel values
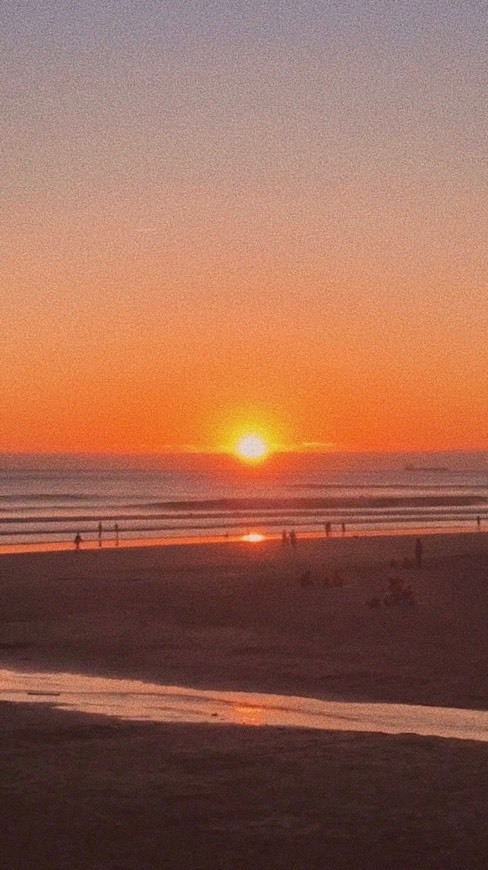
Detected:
left=1, top=532, right=488, bottom=867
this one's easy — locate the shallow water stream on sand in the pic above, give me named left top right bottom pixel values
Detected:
left=1, top=668, right=487, bottom=742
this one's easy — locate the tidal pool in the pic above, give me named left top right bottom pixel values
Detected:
left=1, top=668, right=486, bottom=742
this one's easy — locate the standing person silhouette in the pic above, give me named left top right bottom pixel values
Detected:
left=415, top=537, right=423, bottom=568
left=476, top=515, right=481, bottom=530
left=98, top=521, right=103, bottom=548
left=114, top=523, right=119, bottom=546
left=74, top=533, right=82, bottom=551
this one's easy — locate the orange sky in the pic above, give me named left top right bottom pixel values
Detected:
left=2, top=2, right=487, bottom=454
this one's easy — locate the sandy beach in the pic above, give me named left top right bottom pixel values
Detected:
left=1, top=531, right=488, bottom=867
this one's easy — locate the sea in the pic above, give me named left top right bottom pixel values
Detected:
left=1, top=451, right=487, bottom=551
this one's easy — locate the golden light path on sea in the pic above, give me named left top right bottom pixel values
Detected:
left=1, top=668, right=487, bottom=742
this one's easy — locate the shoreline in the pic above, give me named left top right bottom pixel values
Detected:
left=1, top=522, right=485, bottom=556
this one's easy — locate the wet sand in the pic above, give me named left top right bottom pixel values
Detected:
left=1, top=532, right=488, bottom=867
left=2, top=667, right=488, bottom=741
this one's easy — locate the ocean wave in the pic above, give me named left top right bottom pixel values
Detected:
left=141, top=495, right=486, bottom=511
left=0, top=495, right=486, bottom=526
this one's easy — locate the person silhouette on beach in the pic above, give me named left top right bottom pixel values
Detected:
left=476, top=515, right=481, bottom=530
left=98, top=521, right=102, bottom=548
left=415, top=537, right=423, bottom=568
left=289, top=530, right=297, bottom=547
left=74, top=533, right=83, bottom=551
left=281, top=530, right=288, bottom=545
left=325, top=522, right=331, bottom=538
left=341, top=522, right=346, bottom=536
left=114, top=523, right=119, bottom=546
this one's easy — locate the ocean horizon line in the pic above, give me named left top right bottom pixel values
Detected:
left=1, top=448, right=487, bottom=472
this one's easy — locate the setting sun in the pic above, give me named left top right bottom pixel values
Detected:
left=234, top=434, right=270, bottom=463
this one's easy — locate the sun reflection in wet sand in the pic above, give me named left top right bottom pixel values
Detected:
left=233, top=704, right=267, bottom=726
left=0, top=668, right=487, bottom=742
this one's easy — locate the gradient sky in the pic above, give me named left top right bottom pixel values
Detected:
left=2, top=0, right=487, bottom=454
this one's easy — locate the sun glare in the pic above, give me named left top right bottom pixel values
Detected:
left=234, top=434, right=269, bottom=463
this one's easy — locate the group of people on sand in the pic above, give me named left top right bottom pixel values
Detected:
left=282, top=529, right=298, bottom=547
left=281, top=523, right=347, bottom=546
left=324, top=522, right=346, bottom=537
left=74, top=521, right=120, bottom=550
left=367, top=574, right=416, bottom=609
left=366, top=538, right=425, bottom=609
left=298, top=568, right=345, bottom=589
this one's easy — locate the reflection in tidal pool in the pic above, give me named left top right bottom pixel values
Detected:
left=0, top=668, right=487, bottom=742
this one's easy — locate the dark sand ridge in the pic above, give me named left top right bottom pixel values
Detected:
left=1, top=531, right=487, bottom=868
